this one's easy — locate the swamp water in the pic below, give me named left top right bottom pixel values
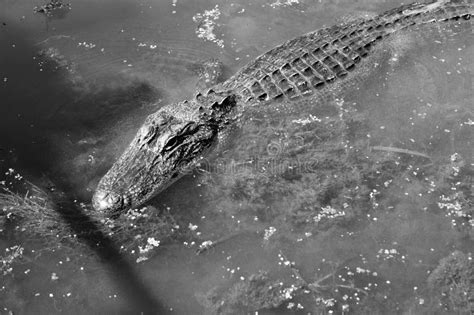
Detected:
left=0, top=0, right=472, bottom=314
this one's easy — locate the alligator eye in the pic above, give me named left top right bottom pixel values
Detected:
left=163, top=136, right=180, bottom=151
left=162, top=122, right=198, bottom=152
left=179, top=122, right=198, bottom=136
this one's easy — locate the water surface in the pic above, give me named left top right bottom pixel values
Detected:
left=1, top=0, right=472, bottom=314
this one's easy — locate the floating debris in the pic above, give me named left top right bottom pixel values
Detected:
left=438, top=192, right=473, bottom=228
left=1, top=246, right=24, bottom=276
left=313, top=206, right=346, bottom=224
left=50, top=272, right=59, bottom=281
left=33, top=0, right=71, bottom=16
left=78, top=42, right=96, bottom=49
left=269, top=0, right=300, bottom=9
left=198, top=240, right=213, bottom=251
left=263, top=226, right=276, bottom=241
left=136, top=237, right=161, bottom=263
left=464, top=118, right=474, bottom=126
left=193, top=5, right=224, bottom=48
left=376, top=247, right=407, bottom=263
left=188, top=223, right=198, bottom=231
left=291, top=114, right=322, bottom=125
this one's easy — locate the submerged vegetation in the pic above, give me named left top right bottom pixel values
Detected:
left=0, top=169, right=189, bottom=262
left=201, top=96, right=473, bottom=240
left=428, top=250, right=473, bottom=313
left=0, top=178, right=74, bottom=247
left=198, top=252, right=389, bottom=314
left=197, top=249, right=474, bottom=314
left=193, top=81, right=472, bottom=313
left=197, top=271, right=289, bottom=314
left=2, top=92, right=471, bottom=313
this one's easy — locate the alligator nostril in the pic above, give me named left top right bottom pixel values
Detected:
left=92, top=191, right=122, bottom=212
left=92, top=191, right=109, bottom=211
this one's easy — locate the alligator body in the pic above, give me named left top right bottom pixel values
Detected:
left=92, top=0, right=472, bottom=215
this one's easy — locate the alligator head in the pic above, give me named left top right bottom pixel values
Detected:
left=92, top=102, right=219, bottom=215
left=92, top=94, right=237, bottom=216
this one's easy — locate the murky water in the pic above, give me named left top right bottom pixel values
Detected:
left=1, top=0, right=472, bottom=314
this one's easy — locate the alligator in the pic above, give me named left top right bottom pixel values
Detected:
left=92, top=0, right=472, bottom=215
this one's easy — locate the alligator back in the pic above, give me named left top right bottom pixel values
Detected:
left=215, top=0, right=472, bottom=108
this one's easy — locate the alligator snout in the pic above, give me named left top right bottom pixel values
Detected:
left=92, top=190, right=123, bottom=213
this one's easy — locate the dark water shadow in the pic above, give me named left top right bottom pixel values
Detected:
left=49, top=187, right=168, bottom=314
left=0, top=20, right=168, bottom=314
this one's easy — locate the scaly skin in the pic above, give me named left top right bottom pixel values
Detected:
left=92, top=0, right=472, bottom=215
